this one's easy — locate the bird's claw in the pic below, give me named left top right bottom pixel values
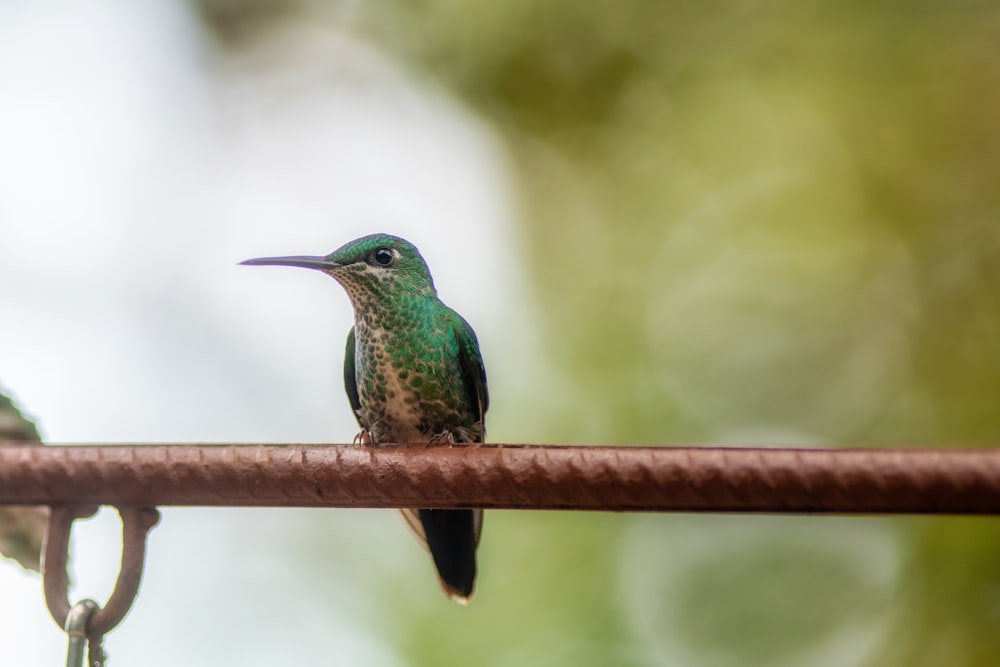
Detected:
left=427, top=431, right=457, bottom=447
left=353, top=430, right=374, bottom=446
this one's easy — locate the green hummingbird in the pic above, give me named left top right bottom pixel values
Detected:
left=241, top=233, right=488, bottom=603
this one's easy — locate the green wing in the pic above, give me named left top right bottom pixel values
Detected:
left=403, top=313, right=488, bottom=599
left=453, top=312, right=489, bottom=439
left=343, top=326, right=362, bottom=426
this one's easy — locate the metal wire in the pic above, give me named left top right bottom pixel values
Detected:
left=3, top=443, right=1000, bottom=513
left=64, top=599, right=99, bottom=667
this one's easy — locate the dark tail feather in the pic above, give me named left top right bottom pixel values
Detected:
left=418, top=508, right=479, bottom=603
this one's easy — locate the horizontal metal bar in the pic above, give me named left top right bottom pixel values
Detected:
left=2, top=443, right=999, bottom=513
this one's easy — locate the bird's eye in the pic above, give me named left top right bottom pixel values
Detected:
left=373, top=247, right=394, bottom=266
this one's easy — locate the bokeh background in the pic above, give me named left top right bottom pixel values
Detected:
left=2, top=1, right=1000, bottom=665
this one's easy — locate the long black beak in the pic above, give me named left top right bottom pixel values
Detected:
left=239, top=255, right=340, bottom=271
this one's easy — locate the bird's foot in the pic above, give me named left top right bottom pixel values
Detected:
left=427, top=431, right=457, bottom=447
left=352, top=429, right=374, bottom=447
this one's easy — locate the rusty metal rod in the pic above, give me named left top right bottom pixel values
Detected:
left=2, top=443, right=1000, bottom=513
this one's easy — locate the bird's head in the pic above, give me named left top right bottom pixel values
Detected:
left=241, top=233, right=437, bottom=305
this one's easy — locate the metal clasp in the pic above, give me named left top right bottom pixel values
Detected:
left=42, top=506, right=160, bottom=666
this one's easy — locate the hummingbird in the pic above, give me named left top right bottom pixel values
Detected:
left=241, top=233, right=488, bottom=603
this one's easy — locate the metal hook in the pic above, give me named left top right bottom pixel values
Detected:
left=64, top=599, right=99, bottom=667
left=42, top=505, right=160, bottom=636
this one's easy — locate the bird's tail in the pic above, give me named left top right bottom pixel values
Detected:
left=401, top=508, right=482, bottom=603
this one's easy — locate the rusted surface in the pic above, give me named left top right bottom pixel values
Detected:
left=42, top=505, right=160, bottom=635
left=42, top=505, right=98, bottom=628
left=89, top=507, right=160, bottom=635
left=4, top=443, right=1000, bottom=513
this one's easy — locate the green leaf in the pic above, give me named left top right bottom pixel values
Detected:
left=0, top=386, right=47, bottom=571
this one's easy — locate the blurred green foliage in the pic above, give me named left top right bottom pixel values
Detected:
left=0, top=387, right=47, bottom=571
left=199, top=2, right=1000, bottom=665
left=375, top=3, right=1000, bottom=666
left=0, top=389, right=40, bottom=442
left=383, top=0, right=1000, bottom=445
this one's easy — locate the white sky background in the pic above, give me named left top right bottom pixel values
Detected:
left=0, top=0, right=529, bottom=663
